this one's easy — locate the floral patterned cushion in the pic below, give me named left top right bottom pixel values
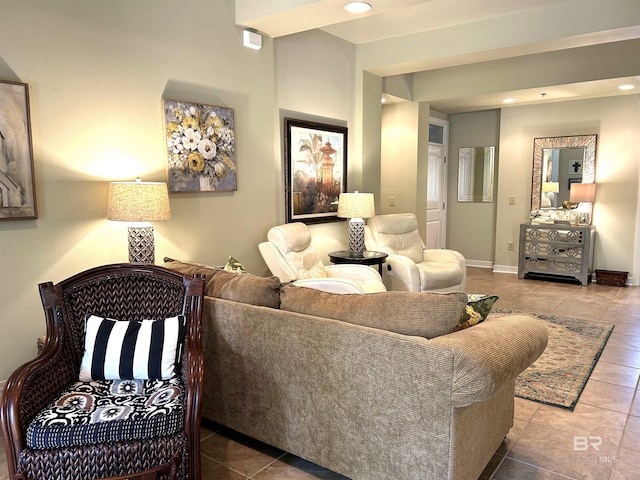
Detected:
left=456, top=294, right=499, bottom=330
left=26, top=378, right=184, bottom=449
left=223, top=256, right=246, bottom=273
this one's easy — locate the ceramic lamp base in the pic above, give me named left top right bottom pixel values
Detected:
left=348, top=218, right=365, bottom=257
left=128, top=226, right=155, bottom=263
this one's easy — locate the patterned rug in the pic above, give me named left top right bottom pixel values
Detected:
left=491, top=309, right=614, bottom=410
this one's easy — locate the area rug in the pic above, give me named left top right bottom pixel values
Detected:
left=490, top=309, right=614, bottom=410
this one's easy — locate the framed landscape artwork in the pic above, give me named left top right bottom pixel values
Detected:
left=163, top=99, right=236, bottom=193
left=284, top=117, right=347, bottom=223
left=0, top=80, right=37, bottom=220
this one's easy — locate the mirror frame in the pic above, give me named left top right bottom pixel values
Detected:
left=458, top=146, right=495, bottom=202
left=530, top=134, right=597, bottom=211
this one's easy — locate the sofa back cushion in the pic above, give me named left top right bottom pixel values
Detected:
left=207, top=269, right=281, bottom=308
left=163, top=258, right=218, bottom=282
left=164, top=258, right=281, bottom=308
left=280, top=285, right=467, bottom=338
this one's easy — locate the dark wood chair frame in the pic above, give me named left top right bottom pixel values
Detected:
left=1, top=263, right=205, bottom=480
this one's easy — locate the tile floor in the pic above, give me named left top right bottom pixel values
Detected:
left=2, top=267, right=640, bottom=479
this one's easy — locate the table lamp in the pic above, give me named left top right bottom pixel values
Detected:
left=569, top=183, right=596, bottom=225
left=107, top=178, right=171, bottom=263
left=541, top=181, right=559, bottom=207
left=337, top=191, right=375, bottom=257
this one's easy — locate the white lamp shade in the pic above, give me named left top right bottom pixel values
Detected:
left=107, top=180, right=171, bottom=222
left=570, top=183, right=596, bottom=203
left=542, top=181, right=559, bottom=193
left=337, top=192, right=375, bottom=219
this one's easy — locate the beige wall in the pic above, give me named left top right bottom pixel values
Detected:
left=495, top=96, right=640, bottom=279
left=274, top=29, right=357, bottom=261
left=411, top=39, right=640, bottom=104
left=380, top=103, right=420, bottom=215
left=447, top=110, right=500, bottom=265
left=0, top=0, right=278, bottom=380
left=379, top=101, right=430, bottom=240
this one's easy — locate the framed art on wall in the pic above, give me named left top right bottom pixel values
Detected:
left=0, top=80, right=37, bottom=220
left=568, top=159, right=583, bottom=175
left=284, top=117, right=347, bottom=223
left=163, top=99, right=236, bottom=193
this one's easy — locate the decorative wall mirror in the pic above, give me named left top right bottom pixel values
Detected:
left=530, top=134, right=597, bottom=211
left=458, top=146, right=495, bottom=202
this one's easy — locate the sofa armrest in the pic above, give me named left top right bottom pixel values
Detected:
left=421, top=249, right=467, bottom=291
left=429, top=315, right=548, bottom=407
left=422, top=249, right=465, bottom=267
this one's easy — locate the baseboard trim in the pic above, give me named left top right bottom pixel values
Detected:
left=466, top=260, right=494, bottom=269
left=626, top=276, right=636, bottom=286
left=492, top=265, right=518, bottom=275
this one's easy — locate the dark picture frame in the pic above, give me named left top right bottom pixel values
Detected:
left=163, top=98, right=236, bottom=193
left=284, top=117, right=347, bottom=224
left=0, top=80, right=37, bottom=220
left=568, top=177, right=582, bottom=190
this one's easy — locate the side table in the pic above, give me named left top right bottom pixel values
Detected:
left=328, top=250, right=388, bottom=275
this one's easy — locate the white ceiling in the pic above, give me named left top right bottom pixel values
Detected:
left=236, top=0, right=640, bottom=113
left=237, top=0, right=574, bottom=44
left=426, top=76, right=640, bottom=114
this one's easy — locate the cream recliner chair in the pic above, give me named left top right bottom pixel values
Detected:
left=365, top=213, right=466, bottom=293
left=259, top=222, right=386, bottom=294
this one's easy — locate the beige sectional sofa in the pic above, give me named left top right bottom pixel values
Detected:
left=164, top=259, right=548, bottom=480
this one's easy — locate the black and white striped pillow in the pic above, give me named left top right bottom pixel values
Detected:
left=79, top=315, right=185, bottom=381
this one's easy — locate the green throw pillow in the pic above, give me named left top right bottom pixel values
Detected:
left=456, top=294, right=499, bottom=330
left=223, top=256, right=246, bottom=273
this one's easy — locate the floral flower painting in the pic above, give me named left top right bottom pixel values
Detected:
left=285, top=118, right=347, bottom=224
left=163, top=99, right=236, bottom=192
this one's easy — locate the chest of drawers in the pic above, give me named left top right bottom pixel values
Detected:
left=518, top=223, right=595, bottom=285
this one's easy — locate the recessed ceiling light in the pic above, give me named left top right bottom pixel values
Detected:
left=618, top=84, right=635, bottom=91
left=344, top=2, right=372, bottom=13
left=502, top=98, right=516, bottom=104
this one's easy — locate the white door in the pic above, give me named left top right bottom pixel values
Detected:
left=426, top=118, right=448, bottom=249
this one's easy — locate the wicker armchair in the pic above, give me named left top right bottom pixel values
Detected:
left=1, top=264, right=205, bottom=480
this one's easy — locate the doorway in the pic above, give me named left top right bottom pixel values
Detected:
left=426, top=118, right=448, bottom=249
